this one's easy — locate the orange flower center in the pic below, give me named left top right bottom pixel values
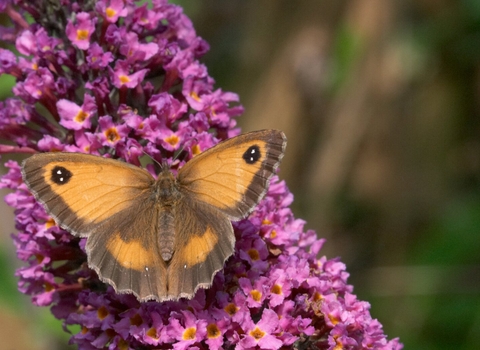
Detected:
left=97, top=306, right=108, bottom=320
left=249, top=326, right=265, bottom=340
left=45, top=217, right=56, bottom=229
left=44, top=281, right=54, bottom=292
left=146, top=327, right=158, bottom=339
left=76, top=29, right=89, bottom=41
left=165, top=134, right=179, bottom=147
left=250, top=290, right=262, bottom=302
left=182, top=327, right=196, bottom=340
left=312, top=292, right=322, bottom=302
left=117, top=339, right=129, bottom=350
left=248, top=249, right=260, bottom=261
left=35, top=254, right=44, bottom=264
left=105, top=7, right=117, bottom=19
left=74, top=110, right=89, bottom=123
left=105, top=128, right=120, bottom=143
left=130, top=313, right=143, bottom=326
left=224, top=303, right=238, bottom=316
left=190, top=91, right=201, bottom=101
left=207, top=324, right=221, bottom=339
left=271, top=284, right=282, bottom=295
left=192, top=144, right=201, bottom=155
left=119, top=75, right=131, bottom=84
left=328, top=313, right=341, bottom=326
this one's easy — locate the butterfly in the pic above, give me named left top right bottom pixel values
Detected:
left=21, top=129, right=287, bottom=302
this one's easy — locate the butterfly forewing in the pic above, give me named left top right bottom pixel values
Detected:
left=22, top=153, right=155, bottom=236
left=177, top=129, right=287, bottom=220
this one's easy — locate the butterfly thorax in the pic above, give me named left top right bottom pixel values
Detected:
left=155, top=169, right=180, bottom=206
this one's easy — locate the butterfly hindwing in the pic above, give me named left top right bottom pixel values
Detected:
left=86, top=199, right=168, bottom=301
left=166, top=197, right=235, bottom=299
left=21, top=153, right=155, bottom=236
left=177, top=129, right=287, bottom=220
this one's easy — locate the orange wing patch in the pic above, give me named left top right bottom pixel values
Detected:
left=178, top=140, right=269, bottom=210
left=106, top=233, right=156, bottom=271
left=181, top=227, right=219, bottom=267
left=41, top=161, right=152, bottom=224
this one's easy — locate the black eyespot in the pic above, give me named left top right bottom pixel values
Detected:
left=51, top=166, right=73, bottom=185
left=242, top=145, right=261, bottom=164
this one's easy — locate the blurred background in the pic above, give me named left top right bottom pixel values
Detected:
left=1, top=0, right=480, bottom=349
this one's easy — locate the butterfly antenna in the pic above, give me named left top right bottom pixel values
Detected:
left=172, top=136, right=198, bottom=162
left=172, top=148, right=183, bottom=163
left=141, top=149, right=164, bottom=169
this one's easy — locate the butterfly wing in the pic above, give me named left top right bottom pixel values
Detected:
left=22, top=153, right=168, bottom=301
left=167, top=197, right=235, bottom=299
left=86, top=199, right=168, bottom=301
left=166, top=130, right=286, bottom=299
left=177, top=129, right=287, bottom=220
left=22, top=153, right=155, bottom=236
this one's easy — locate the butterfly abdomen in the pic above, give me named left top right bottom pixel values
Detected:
left=158, top=206, right=175, bottom=262
left=154, top=170, right=181, bottom=262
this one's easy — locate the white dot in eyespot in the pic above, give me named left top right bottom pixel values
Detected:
left=145, top=267, right=149, bottom=271
left=57, top=169, right=62, bottom=174
left=59, top=177, right=64, bottom=182
left=184, top=264, right=187, bottom=269
left=251, top=149, right=256, bottom=154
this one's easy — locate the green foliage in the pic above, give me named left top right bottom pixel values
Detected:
left=0, top=74, right=15, bottom=97
left=411, top=193, right=480, bottom=265
left=0, top=247, right=21, bottom=307
left=329, top=25, right=364, bottom=92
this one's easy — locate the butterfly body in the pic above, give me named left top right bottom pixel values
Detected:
left=22, top=129, right=286, bottom=301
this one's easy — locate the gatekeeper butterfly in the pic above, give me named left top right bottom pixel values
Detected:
left=21, top=129, right=286, bottom=302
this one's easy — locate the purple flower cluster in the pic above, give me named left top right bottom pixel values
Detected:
left=0, top=1, right=402, bottom=349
